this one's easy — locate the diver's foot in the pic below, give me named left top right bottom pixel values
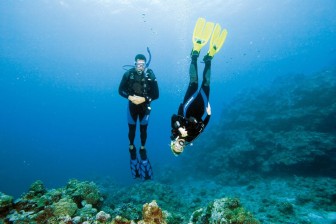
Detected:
left=203, top=53, right=213, bottom=63
left=139, top=146, right=147, bottom=160
left=190, top=50, right=200, bottom=60
left=129, top=145, right=137, bottom=160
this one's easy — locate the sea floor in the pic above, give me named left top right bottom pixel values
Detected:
left=100, top=175, right=336, bottom=223
left=1, top=175, right=335, bottom=223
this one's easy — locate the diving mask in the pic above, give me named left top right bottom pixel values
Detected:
left=170, top=137, right=185, bottom=156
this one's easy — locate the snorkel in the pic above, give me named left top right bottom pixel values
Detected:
left=145, top=47, right=151, bottom=67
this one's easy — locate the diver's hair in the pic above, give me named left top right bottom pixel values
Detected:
left=135, top=54, right=146, bottom=62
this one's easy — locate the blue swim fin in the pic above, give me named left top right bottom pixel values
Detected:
left=139, top=159, right=153, bottom=180
left=139, top=148, right=153, bottom=180
left=130, top=159, right=140, bottom=179
left=129, top=146, right=140, bottom=179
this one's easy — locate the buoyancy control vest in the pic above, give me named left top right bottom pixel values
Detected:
left=127, top=68, right=155, bottom=97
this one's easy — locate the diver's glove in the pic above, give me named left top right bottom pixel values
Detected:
left=178, top=127, right=188, bottom=137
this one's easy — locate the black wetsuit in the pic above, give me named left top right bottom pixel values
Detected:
left=119, top=68, right=159, bottom=146
left=171, top=55, right=211, bottom=144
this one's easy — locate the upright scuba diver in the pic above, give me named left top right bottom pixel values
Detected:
left=170, top=18, right=228, bottom=156
left=119, top=50, right=159, bottom=180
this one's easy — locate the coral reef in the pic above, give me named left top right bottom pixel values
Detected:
left=0, top=180, right=183, bottom=223
left=189, top=197, right=260, bottom=224
left=0, top=179, right=259, bottom=224
left=140, top=200, right=167, bottom=224
left=0, top=192, right=13, bottom=215
left=96, top=211, right=111, bottom=222
left=52, top=197, right=78, bottom=217
left=66, top=179, right=103, bottom=207
left=104, top=181, right=185, bottom=222
left=0, top=179, right=105, bottom=223
left=1, top=176, right=335, bottom=223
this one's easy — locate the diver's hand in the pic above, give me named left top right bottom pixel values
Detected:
left=206, top=103, right=211, bottom=115
left=128, top=95, right=136, bottom=103
left=178, top=127, right=188, bottom=137
left=132, top=95, right=146, bottom=105
left=128, top=95, right=146, bottom=105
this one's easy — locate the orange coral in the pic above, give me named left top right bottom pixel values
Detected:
left=139, top=200, right=167, bottom=224
left=111, top=215, right=132, bottom=224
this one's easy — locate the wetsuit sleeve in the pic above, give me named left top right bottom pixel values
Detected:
left=171, top=114, right=182, bottom=139
left=171, top=114, right=180, bottom=128
left=145, top=69, right=159, bottom=103
left=203, top=114, right=211, bottom=127
left=118, top=72, right=130, bottom=99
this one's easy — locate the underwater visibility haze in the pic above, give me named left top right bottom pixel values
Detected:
left=0, top=1, right=336, bottom=223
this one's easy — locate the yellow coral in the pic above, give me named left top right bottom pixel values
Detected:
left=140, top=200, right=167, bottom=224
left=111, top=215, right=132, bottom=224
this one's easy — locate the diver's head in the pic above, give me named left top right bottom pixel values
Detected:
left=134, top=54, right=146, bottom=74
left=170, top=137, right=186, bottom=156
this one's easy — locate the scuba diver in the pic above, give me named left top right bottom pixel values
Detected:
left=119, top=49, right=159, bottom=180
left=170, top=18, right=228, bottom=156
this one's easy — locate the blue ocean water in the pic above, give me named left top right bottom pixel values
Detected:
left=0, top=0, right=335, bottom=199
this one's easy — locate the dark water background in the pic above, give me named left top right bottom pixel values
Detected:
left=1, top=1, right=335, bottom=198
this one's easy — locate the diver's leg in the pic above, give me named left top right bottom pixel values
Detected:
left=202, top=54, right=212, bottom=88
left=189, top=51, right=199, bottom=84
left=179, top=52, right=200, bottom=117
left=200, top=54, right=212, bottom=102
left=128, top=123, right=139, bottom=178
left=139, top=107, right=150, bottom=146
left=183, top=52, right=199, bottom=103
left=127, top=103, right=138, bottom=159
left=196, top=55, right=212, bottom=118
left=128, top=124, right=136, bottom=146
left=139, top=125, right=147, bottom=149
left=139, top=125, right=148, bottom=160
left=138, top=125, right=152, bottom=180
left=139, top=109, right=152, bottom=180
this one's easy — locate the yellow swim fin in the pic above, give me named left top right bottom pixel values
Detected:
left=208, top=23, right=228, bottom=57
left=192, top=18, right=215, bottom=53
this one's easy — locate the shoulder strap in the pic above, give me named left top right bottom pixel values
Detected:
left=145, top=69, right=156, bottom=80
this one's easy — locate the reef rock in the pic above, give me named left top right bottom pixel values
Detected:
left=66, top=179, right=103, bottom=207
left=0, top=179, right=105, bottom=223
left=96, top=210, right=111, bottom=222
left=52, top=197, right=78, bottom=217
left=190, top=197, right=259, bottom=224
left=0, top=192, right=13, bottom=215
left=139, top=200, right=167, bottom=224
left=111, top=215, right=133, bottom=224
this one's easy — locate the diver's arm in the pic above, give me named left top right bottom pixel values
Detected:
left=118, top=72, right=130, bottom=99
left=170, top=115, right=179, bottom=139
left=171, top=114, right=188, bottom=137
left=203, top=102, right=211, bottom=127
left=171, top=114, right=179, bottom=129
left=146, top=69, right=159, bottom=102
left=203, top=114, right=211, bottom=127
